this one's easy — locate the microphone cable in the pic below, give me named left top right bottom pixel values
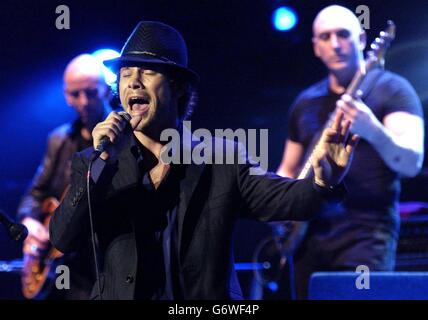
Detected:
left=86, top=160, right=103, bottom=300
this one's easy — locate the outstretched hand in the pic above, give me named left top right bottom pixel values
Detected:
left=312, top=110, right=359, bottom=187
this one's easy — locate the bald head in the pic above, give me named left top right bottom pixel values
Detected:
left=63, top=54, right=106, bottom=84
left=311, top=5, right=365, bottom=78
left=63, top=54, right=110, bottom=130
left=313, top=5, right=362, bottom=41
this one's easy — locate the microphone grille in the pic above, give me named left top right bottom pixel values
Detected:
left=118, top=111, right=132, bottom=122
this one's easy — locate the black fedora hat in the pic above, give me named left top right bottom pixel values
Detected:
left=104, top=21, right=199, bottom=84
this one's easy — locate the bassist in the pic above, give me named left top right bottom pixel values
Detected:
left=277, top=5, right=424, bottom=299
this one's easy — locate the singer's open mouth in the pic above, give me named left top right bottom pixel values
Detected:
left=128, top=96, right=150, bottom=113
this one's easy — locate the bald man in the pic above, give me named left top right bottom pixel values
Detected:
left=277, top=5, right=424, bottom=299
left=17, top=54, right=111, bottom=299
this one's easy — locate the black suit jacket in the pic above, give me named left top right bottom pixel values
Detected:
left=49, top=137, right=341, bottom=300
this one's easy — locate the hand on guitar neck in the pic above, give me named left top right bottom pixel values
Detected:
left=336, top=93, right=382, bottom=143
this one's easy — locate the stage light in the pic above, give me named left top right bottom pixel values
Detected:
left=267, top=281, right=279, bottom=292
left=272, top=6, right=298, bottom=32
left=92, top=49, right=120, bottom=85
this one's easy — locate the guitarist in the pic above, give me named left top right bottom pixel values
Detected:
left=17, top=54, right=112, bottom=299
left=277, top=5, right=424, bottom=299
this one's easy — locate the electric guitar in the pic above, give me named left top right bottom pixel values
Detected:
left=21, top=193, right=65, bottom=299
left=255, top=22, right=397, bottom=290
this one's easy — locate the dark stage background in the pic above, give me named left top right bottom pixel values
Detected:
left=1, top=0, right=428, bottom=299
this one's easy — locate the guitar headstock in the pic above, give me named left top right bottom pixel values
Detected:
left=366, top=20, right=396, bottom=70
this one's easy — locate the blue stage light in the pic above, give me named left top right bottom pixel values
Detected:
left=267, top=281, right=279, bottom=292
left=272, top=6, right=298, bottom=31
left=92, top=49, right=121, bottom=85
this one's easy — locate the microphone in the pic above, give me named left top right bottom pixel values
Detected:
left=91, top=111, right=132, bottom=161
left=0, top=209, right=28, bottom=242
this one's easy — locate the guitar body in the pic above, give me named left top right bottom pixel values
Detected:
left=21, top=197, right=64, bottom=300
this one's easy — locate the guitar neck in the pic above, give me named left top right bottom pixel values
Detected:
left=296, top=66, right=367, bottom=180
left=296, top=109, right=338, bottom=179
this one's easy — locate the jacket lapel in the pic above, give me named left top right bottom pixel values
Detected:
left=104, top=129, right=208, bottom=265
left=176, top=127, right=209, bottom=264
left=177, top=161, right=205, bottom=264
left=110, top=137, right=140, bottom=194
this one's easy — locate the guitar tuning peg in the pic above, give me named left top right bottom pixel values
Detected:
left=370, top=43, right=379, bottom=50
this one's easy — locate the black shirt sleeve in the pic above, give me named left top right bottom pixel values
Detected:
left=377, top=72, right=423, bottom=118
left=287, top=96, right=304, bottom=143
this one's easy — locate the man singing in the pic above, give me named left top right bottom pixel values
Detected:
left=50, top=20, right=357, bottom=300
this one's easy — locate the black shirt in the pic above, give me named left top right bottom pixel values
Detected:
left=131, top=141, right=182, bottom=300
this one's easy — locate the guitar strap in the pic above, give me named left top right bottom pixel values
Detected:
left=358, top=67, right=384, bottom=101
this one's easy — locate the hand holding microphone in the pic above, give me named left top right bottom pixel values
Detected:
left=91, top=111, right=134, bottom=162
